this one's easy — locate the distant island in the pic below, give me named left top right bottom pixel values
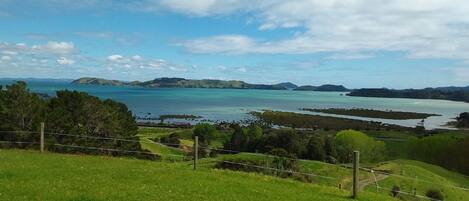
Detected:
left=72, top=77, right=349, bottom=91
left=348, top=87, right=469, bottom=103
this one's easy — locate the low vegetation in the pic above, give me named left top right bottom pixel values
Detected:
left=302, top=108, right=439, bottom=120
left=250, top=110, right=410, bottom=131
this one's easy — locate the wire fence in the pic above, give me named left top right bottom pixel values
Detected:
left=2, top=129, right=467, bottom=201
left=221, top=160, right=338, bottom=180
left=358, top=166, right=469, bottom=191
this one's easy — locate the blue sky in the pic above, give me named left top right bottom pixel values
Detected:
left=1, top=0, right=469, bottom=88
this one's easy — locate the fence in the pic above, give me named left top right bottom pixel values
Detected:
left=1, top=125, right=467, bottom=201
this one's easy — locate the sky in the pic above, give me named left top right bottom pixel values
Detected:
left=1, top=0, right=469, bottom=88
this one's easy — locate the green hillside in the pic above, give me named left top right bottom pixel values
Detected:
left=0, top=149, right=396, bottom=201
left=365, top=160, right=469, bottom=201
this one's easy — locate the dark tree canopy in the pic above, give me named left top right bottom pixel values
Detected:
left=0, top=82, right=150, bottom=159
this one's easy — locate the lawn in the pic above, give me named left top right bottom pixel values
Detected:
left=0, top=149, right=397, bottom=201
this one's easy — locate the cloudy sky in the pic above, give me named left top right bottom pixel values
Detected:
left=1, top=0, right=469, bottom=88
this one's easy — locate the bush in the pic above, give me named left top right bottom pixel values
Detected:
left=334, top=130, right=386, bottom=163
left=193, top=123, right=217, bottom=145
left=426, top=189, right=444, bottom=200
left=160, top=133, right=181, bottom=147
left=390, top=185, right=400, bottom=197
left=268, top=148, right=300, bottom=177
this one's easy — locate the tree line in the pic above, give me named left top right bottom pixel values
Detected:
left=0, top=81, right=154, bottom=159
left=190, top=122, right=387, bottom=164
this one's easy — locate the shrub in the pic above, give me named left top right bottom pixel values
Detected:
left=390, top=185, right=400, bottom=197
left=334, top=130, right=386, bottom=163
left=193, top=123, right=217, bottom=145
left=425, top=189, right=444, bottom=200
left=160, top=133, right=181, bottom=147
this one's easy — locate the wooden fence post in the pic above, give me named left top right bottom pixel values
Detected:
left=193, top=136, right=198, bottom=170
left=352, top=150, right=360, bottom=199
left=40, top=122, right=45, bottom=153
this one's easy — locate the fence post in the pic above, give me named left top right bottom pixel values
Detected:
left=352, top=150, right=359, bottom=199
left=193, top=136, right=198, bottom=170
left=40, top=122, right=45, bottom=153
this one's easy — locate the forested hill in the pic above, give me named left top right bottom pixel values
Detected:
left=72, top=77, right=349, bottom=91
left=73, top=77, right=287, bottom=90
left=348, top=87, right=469, bottom=103
left=294, top=84, right=350, bottom=92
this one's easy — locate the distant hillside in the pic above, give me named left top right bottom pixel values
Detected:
left=348, top=87, right=469, bottom=103
left=137, top=77, right=286, bottom=90
left=273, top=82, right=298, bottom=89
left=72, top=77, right=137, bottom=86
left=73, top=77, right=288, bottom=90
left=72, top=77, right=353, bottom=91
left=294, top=84, right=350, bottom=92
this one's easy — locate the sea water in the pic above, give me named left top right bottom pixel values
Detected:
left=1, top=79, right=468, bottom=129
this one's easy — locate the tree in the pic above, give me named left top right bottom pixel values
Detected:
left=45, top=90, right=141, bottom=155
left=46, top=90, right=138, bottom=138
left=324, top=136, right=337, bottom=158
left=193, top=123, right=217, bottom=145
left=246, top=124, right=262, bottom=150
left=334, top=130, right=386, bottom=163
left=456, top=112, right=469, bottom=128
left=227, top=124, right=247, bottom=151
left=306, top=135, right=325, bottom=161
left=268, top=148, right=299, bottom=177
left=0, top=81, right=45, bottom=132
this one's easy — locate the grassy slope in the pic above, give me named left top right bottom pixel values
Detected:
left=0, top=150, right=396, bottom=201
left=366, top=160, right=469, bottom=201
left=213, top=153, right=469, bottom=201
left=137, top=127, right=190, bottom=160
left=216, top=153, right=377, bottom=189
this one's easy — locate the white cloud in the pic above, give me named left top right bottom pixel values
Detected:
left=75, top=31, right=113, bottom=39
left=238, top=67, right=247, bottom=73
left=157, top=0, right=262, bottom=16
left=2, top=50, right=17, bottom=55
left=169, top=66, right=187, bottom=72
left=174, top=0, right=469, bottom=62
left=1, top=55, right=11, bottom=61
left=131, top=55, right=142, bottom=61
left=179, top=35, right=256, bottom=54
left=56, top=57, right=75, bottom=65
left=327, top=52, right=375, bottom=60
left=32, top=41, right=76, bottom=54
left=107, top=54, right=125, bottom=62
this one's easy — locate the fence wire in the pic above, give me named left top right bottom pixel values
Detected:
left=222, top=160, right=338, bottom=180
left=1, top=129, right=468, bottom=198
left=359, top=166, right=469, bottom=191
left=376, top=186, right=442, bottom=201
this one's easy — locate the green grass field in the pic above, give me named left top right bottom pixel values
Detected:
left=133, top=127, right=469, bottom=200
left=214, top=153, right=374, bottom=188
left=137, top=127, right=192, bottom=160
left=0, top=149, right=397, bottom=201
left=365, top=160, right=469, bottom=201
left=211, top=153, right=469, bottom=201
